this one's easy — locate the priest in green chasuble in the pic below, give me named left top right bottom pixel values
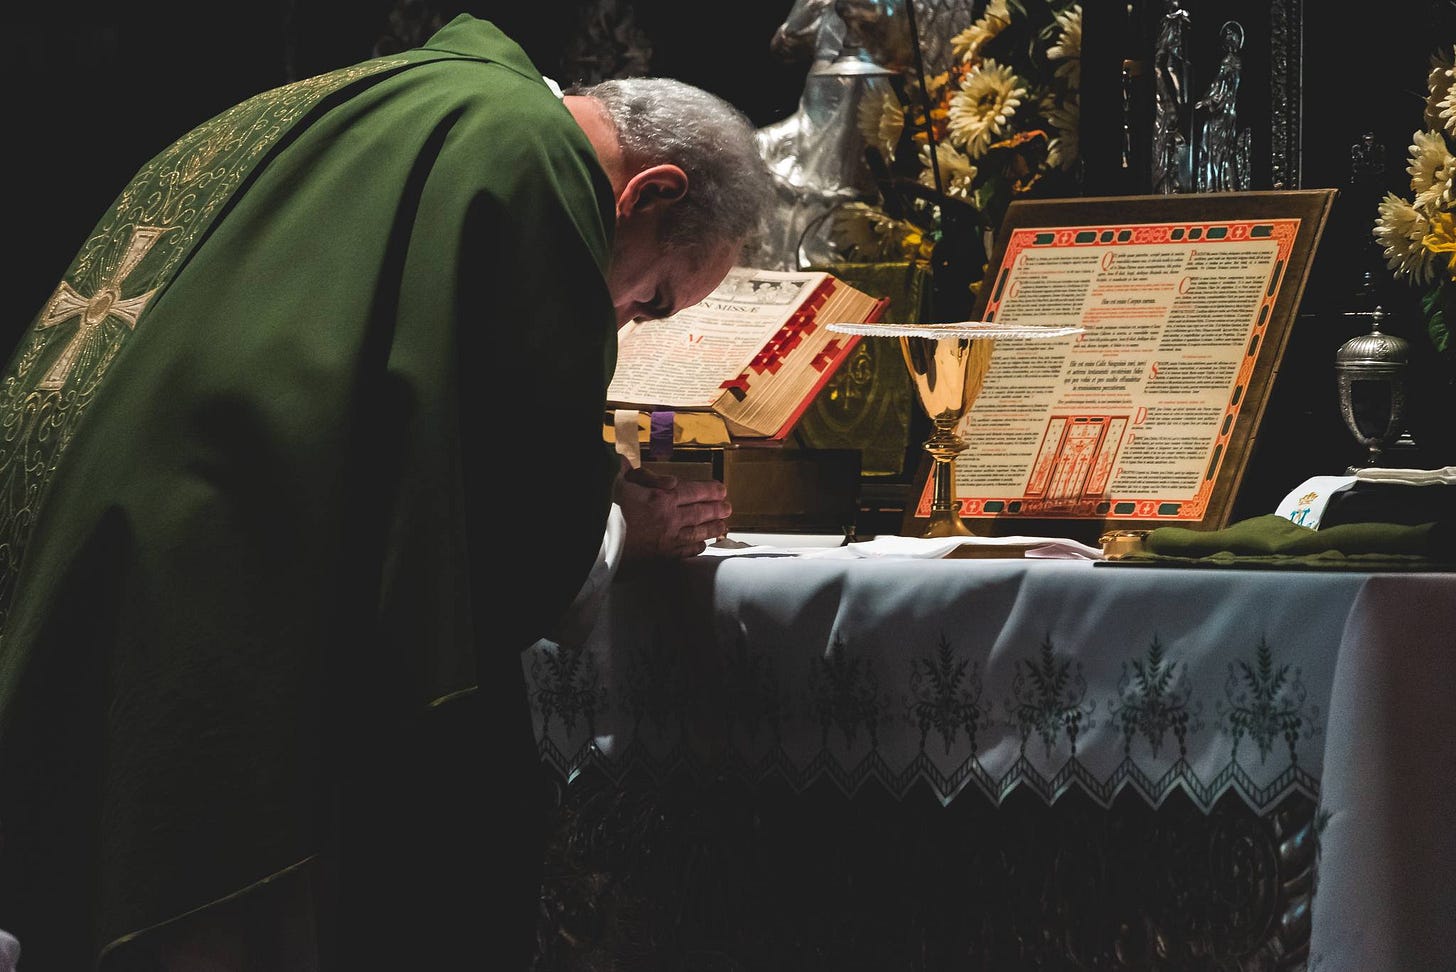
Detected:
left=0, top=15, right=771, bottom=970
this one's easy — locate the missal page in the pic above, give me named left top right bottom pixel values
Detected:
left=606, top=267, right=824, bottom=410
left=942, top=217, right=1300, bottom=525
left=715, top=283, right=875, bottom=437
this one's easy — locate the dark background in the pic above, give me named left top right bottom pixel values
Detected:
left=7, top=0, right=1454, bottom=520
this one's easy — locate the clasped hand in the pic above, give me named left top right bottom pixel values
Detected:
left=614, top=456, right=731, bottom=561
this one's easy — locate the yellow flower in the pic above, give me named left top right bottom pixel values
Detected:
left=946, top=59, right=1026, bottom=159
left=1424, top=210, right=1456, bottom=281
left=904, top=230, right=937, bottom=263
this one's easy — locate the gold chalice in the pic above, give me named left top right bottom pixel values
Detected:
left=827, top=321, right=1084, bottom=538
left=899, top=330, right=993, bottom=536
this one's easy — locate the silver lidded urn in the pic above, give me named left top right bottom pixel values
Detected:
left=1335, top=305, right=1409, bottom=469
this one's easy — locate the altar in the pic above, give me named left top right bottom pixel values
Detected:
left=525, top=551, right=1455, bottom=970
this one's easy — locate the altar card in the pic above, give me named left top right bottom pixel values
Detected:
left=904, top=190, right=1336, bottom=542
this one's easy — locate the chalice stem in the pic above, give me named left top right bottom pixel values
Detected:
left=923, top=421, right=974, bottom=538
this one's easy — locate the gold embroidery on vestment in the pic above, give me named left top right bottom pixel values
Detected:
left=35, top=225, right=171, bottom=391
left=0, top=57, right=410, bottom=637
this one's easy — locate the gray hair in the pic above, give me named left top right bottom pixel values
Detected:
left=568, top=77, right=775, bottom=256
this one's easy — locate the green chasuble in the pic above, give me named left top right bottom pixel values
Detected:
left=0, top=15, right=618, bottom=965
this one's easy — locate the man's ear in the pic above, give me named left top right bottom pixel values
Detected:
left=617, top=164, right=688, bottom=218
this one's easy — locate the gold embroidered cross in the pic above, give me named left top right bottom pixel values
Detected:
left=35, top=225, right=171, bottom=391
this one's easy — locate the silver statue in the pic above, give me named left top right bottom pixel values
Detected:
left=748, top=0, right=915, bottom=269
left=1193, top=20, right=1251, bottom=192
left=1151, top=0, right=1192, bottom=194
left=748, top=0, right=980, bottom=268
left=769, top=0, right=914, bottom=70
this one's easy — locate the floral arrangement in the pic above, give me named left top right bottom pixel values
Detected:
left=827, top=0, right=1083, bottom=296
left=1372, top=45, right=1455, bottom=363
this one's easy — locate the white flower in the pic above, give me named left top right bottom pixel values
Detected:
left=857, top=88, right=904, bottom=164
left=918, top=142, right=978, bottom=198
left=946, top=59, right=1026, bottom=159
left=1432, top=148, right=1456, bottom=212
left=1047, top=4, right=1083, bottom=91
left=1426, top=46, right=1455, bottom=135
left=1439, top=70, right=1456, bottom=137
left=1043, top=94, right=1080, bottom=171
left=1372, top=49, right=1455, bottom=294
left=1407, top=129, right=1451, bottom=212
left=950, top=1, right=1011, bottom=63
left=1374, top=191, right=1437, bottom=285
left=829, top=202, right=899, bottom=257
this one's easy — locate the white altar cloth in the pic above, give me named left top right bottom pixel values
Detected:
left=526, top=556, right=1455, bottom=969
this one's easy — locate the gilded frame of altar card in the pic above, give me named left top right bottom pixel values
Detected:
left=902, top=189, right=1337, bottom=544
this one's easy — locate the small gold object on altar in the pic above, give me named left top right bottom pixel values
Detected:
left=1099, top=529, right=1151, bottom=560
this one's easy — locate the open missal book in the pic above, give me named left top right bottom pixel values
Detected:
left=606, top=267, right=889, bottom=441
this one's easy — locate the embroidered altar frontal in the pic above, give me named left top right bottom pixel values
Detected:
left=525, top=558, right=1455, bottom=969
left=528, top=558, right=1368, bottom=812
